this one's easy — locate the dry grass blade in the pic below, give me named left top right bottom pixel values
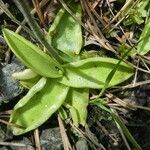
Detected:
left=116, top=79, right=150, bottom=89
left=0, top=119, right=25, bottom=129
left=32, top=0, right=45, bottom=27
left=122, top=58, right=150, bottom=74
left=106, top=93, right=134, bottom=110
left=58, top=115, right=72, bottom=150
left=106, top=93, right=150, bottom=112
left=70, top=122, right=105, bottom=150
left=140, top=57, right=150, bottom=71
left=82, top=0, right=116, bottom=53
left=87, top=2, right=106, bottom=26
left=0, top=141, right=27, bottom=147
left=106, top=0, right=141, bottom=31
left=0, top=110, right=12, bottom=115
left=34, top=129, right=41, bottom=150
left=96, top=121, right=119, bottom=145
left=105, top=0, right=133, bottom=29
left=132, top=58, right=139, bottom=87
left=85, top=125, right=107, bottom=150
left=0, top=115, right=10, bottom=118
left=16, top=0, right=49, bottom=33
left=92, top=0, right=101, bottom=9
left=105, top=0, right=133, bottom=47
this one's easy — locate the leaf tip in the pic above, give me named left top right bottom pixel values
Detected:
left=2, top=28, right=9, bottom=35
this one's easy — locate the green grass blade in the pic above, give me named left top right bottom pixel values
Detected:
left=91, top=100, right=142, bottom=150
left=12, top=0, right=62, bottom=64
left=111, top=112, right=142, bottom=150
left=0, top=0, right=34, bottom=37
left=98, top=48, right=133, bottom=97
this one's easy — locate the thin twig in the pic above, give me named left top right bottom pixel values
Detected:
left=58, top=115, right=72, bottom=150
left=82, top=0, right=116, bottom=53
left=0, top=141, right=27, bottom=147
left=117, top=79, right=150, bottom=89
left=32, top=0, right=45, bottom=27
left=88, top=2, right=107, bottom=26
left=13, top=0, right=63, bottom=64
left=106, top=93, right=150, bottom=111
left=16, top=0, right=49, bottom=33
left=140, top=57, right=150, bottom=71
left=106, top=93, right=136, bottom=111
left=0, top=110, right=12, bottom=115
left=0, top=119, right=25, bottom=129
left=106, top=0, right=133, bottom=47
left=105, top=0, right=133, bottom=28
left=132, top=58, right=139, bottom=87
left=96, top=121, right=119, bottom=146
left=70, top=122, right=105, bottom=150
left=34, top=129, right=41, bottom=150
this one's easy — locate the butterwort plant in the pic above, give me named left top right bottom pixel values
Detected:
left=2, top=1, right=134, bottom=136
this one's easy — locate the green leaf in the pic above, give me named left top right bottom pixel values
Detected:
left=13, top=0, right=62, bottom=64
left=58, top=57, right=134, bottom=89
left=47, top=1, right=82, bottom=55
left=12, top=69, right=41, bottom=89
left=69, top=106, right=79, bottom=126
left=9, top=78, right=69, bottom=135
left=137, top=18, right=150, bottom=55
left=58, top=107, right=68, bottom=120
left=123, top=0, right=150, bottom=26
left=3, top=28, right=63, bottom=78
left=12, top=69, right=39, bottom=80
left=65, top=88, right=89, bottom=126
left=90, top=98, right=110, bottom=112
left=20, top=80, right=40, bottom=89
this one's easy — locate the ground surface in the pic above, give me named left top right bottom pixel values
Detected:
left=0, top=0, right=150, bottom=149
